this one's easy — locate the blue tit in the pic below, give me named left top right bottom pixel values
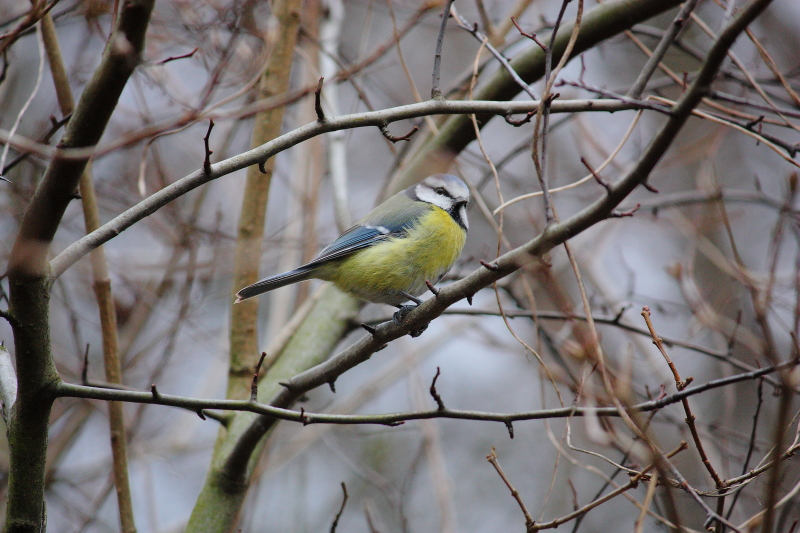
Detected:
left=236, top=174, right=469, bottom=321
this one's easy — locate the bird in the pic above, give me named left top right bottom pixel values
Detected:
left=236, top=174, right=469, bottom=324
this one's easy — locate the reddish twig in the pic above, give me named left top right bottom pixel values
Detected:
left=425, top=280, right=440, bottom=296
left=511, top=16, right=547, bottom=51
left=641, top=306, right=725, bottom=489
left=157, top=47, right=198, bottom=65
left=487, top=447, right=536, bottom=531
left=580, top=156, right=612, bottom=193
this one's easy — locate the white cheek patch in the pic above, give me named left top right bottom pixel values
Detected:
left=458, top=204, right=468, bottom=230
left=415, top=184, right=453, bottom=211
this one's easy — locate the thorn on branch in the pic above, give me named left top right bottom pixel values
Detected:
left=385, top=420, right=405, bottom=427
left=361, top=322, right=378, bottom=336
left=203, top=119, right=215, bottom=175
left=425, top=280, right=440, bottom=297
left=157, top=47, right=198, bottom=64
left=466, top=294, right=474, bottom=306
left=300, top=407, right=309, bottom=425
left=279, top=381, right=293, bottom=390
left=81, top=343, right=90, bottom=385
left=511, top=16, right=547, bottom=51
left=330, top=482, right=348, bottom=533
left=612, top=304, right=631, bottom=324
left=328, top=380, right=336, bottom=393
left=429, top=367, right=446, bottom=410
left=250, top=352, right=268, bottom=402
left=745, top=115, right=765, bottom=130
left=375, top=343, right=388, bottom=352
left=258, top=160, right=268, bottom=174
left=315, top=77, right=326, bottom=123
left=505, top=420, right=514, bottom=439
left=379, top=122, right=419, bottom=143
left=480, top=260, right=499, bottom=271
left=641, top=181, right=659, bottom=194
left=611, top=203, right=641, bottom=218
left=151, top=384, right=159, bottom=398
left=581, top=157, right=611, bottom=193
left=196, top=410, right=207, bottom=420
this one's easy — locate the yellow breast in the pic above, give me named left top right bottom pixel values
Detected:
left=318, top=207, right=467, bottom=305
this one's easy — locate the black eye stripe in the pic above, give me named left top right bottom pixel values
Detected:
left=433, top=186, right=453, bottom=198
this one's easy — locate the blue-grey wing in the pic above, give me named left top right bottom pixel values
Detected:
left=306, top=191, right=431, bottom=266
left=306, top=222, right=409, bottom=266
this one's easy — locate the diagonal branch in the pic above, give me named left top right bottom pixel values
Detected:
left=218, top=0, right=775, bottom=485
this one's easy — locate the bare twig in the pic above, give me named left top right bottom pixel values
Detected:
left=250, top=352, right=268, bottom=403
left=47, top=98, right=646, bottom=279
left=641, top=306, right=725, bottom=489
left=431, top=0, right=456, bottom=99
left=157, top=47, right=198, bottom=64
left=487, top=447, right=536, bottom=531
left=315, top=77, right=326, bottom=122
left=54, top=359, right=798, bottom=426
left=202, top=119, right=214, bottom=174
left=627, top=0, right=700, bottom=98
left=330, top=482, right=348, bottom=533
left=379, top=122, right=419, bottom=143
left=429, top=367, right=445, bottom=411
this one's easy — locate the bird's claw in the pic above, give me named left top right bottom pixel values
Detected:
left=392, top=304, right=416, bottom=324
left=392, top=304, right=429, bottom=337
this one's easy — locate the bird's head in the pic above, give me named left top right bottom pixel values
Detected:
left=411, top=174, right=470, bottom=230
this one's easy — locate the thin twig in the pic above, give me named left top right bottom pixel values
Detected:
left=315, top=77, right=326, bottom=122
left=157, top=47, right=198, bottom=64
left=430, top=0, right=456, bottom=99
left=54, top=359, right=798, bottom=426
left=627, top=0, right=700, bottom=98
left=487, top=447, right=536, bottom=531
left=202, top=119, right=214, bottom=175
left=330, top=482, right=348, bottom=533
left=641, top=306, right=725, bottom=489
left=429, top=367, right=445, bottom=411
left=379, top=122, right=419, bottom=142
left=250, top=352, right=268, bottom=402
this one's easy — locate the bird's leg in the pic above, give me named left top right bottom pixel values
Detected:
left=393, top=291, right=428, bottom=337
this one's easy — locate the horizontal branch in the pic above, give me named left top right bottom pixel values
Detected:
left=53, top=358, right=797, bottom=427
left=48, top=98, right=648, bottom=279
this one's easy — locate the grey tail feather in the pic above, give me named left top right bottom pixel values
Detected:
left=235, top=267, right=314, bottom=302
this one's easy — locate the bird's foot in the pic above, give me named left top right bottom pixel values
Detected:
left=392, top=300, right=428, bottom=337
left=392, top=304, right=417, bottom=324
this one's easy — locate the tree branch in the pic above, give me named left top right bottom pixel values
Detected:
left=216, top=0, right=775, bottom=488
left=53, top=358, right=797, bottom=427
left=48, top=98, right=642, bottom=279
left=5, top=1, right=155, bottom=531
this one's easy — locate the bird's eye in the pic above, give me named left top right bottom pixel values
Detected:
left=434, top=187, right=446, bottom=195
